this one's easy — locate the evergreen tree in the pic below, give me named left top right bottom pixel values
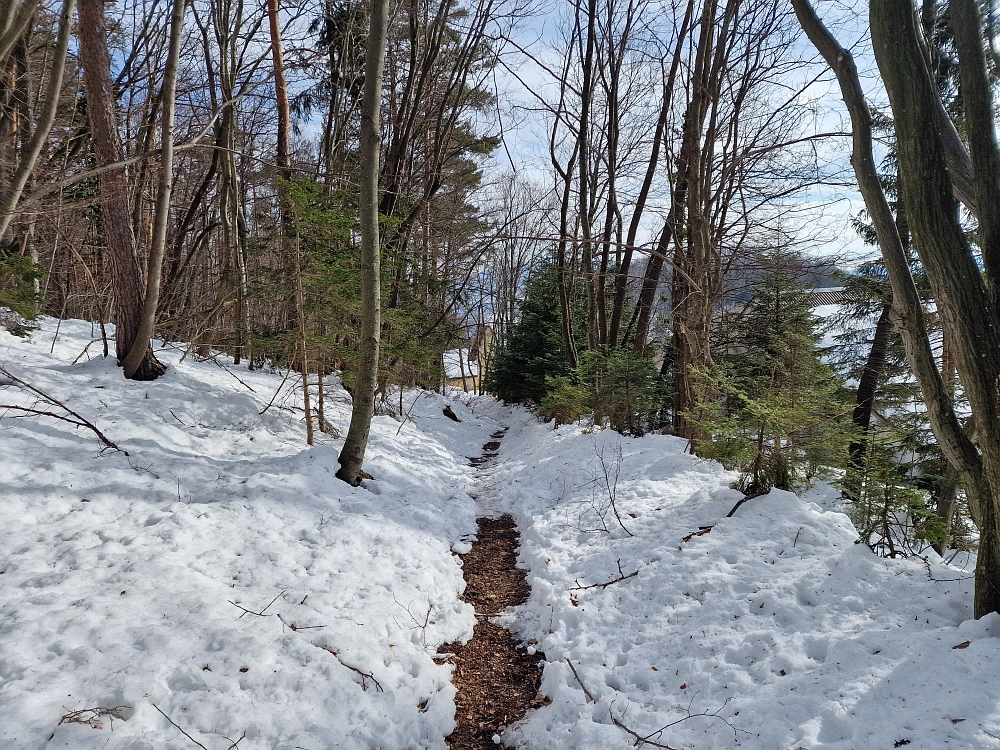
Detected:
left=695, top=260, right=854, bottom=493
left=0, top=249, right=43, bottom=337
left=486, top=259, right=578, bottom=404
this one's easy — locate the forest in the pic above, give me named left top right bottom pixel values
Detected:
left=3, top=0, right=1000, bottom=748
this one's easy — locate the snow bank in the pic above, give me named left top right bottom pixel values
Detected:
left=7, top=318, right=1000, bottom=750
left=490, top=416, right=1000, bottom=749
left=0, top=319, right=496, bottom=749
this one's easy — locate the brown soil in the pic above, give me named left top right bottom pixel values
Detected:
left=441, top=619, right=546, bottom=749
left=460, top=516, right=531, bottom=613
left=443, top=436, right=546, bottom=749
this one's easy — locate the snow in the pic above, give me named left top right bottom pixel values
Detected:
left=3, top=318, right=1000, bottom=749
left=484, top=416, right=1000, bottom=749
left=0, top=319, right=492, bottom=749
left=443, top=349, right=479, bottom=380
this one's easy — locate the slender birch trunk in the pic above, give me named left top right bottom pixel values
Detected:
left=0, top=0, right=72, bottom=241
left=122, top=0, right=186, bottom=378
left=336, top=0, right=389, bottom=484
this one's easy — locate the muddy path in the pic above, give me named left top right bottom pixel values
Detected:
left=440, top=431, right=546, bottom=749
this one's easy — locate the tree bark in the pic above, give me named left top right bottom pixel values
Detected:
left=845, top=301, right=893, bottom=496
left=0, top=0, right=71, bottom=242
left=336, top=0, right=389, bottom=485
left=577, top=0, right=599, bottom=351
left=792, top=0, right=994, bottom=587
left=121, top=0, right=186, bottom=378
left=0, top=0, right=38, bottom=67
left=952, top=0, right=1000, bottom=305
left=78, top=0, right=165, bottom=379
left=267, top=0, right=291, bottom=182
left=870, top=0, right=1000, bottom=617
left=550, top=38, right=580, bottom=369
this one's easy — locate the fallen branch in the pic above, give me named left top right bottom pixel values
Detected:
left=228, top=590, right=285, bottom=618
left=610, top=711, right=680, bottom=749
left=59, top=705, right=128, bottom=730
left=320, top=645, right=383, bottom=691
left=725, top=490, right=769, bottom=518
left=201, top=352, right=256, bottom=393
left=259, top=357, right=296, bottom=415
left=150, top=703, right=246, bottom=750
left=921, top=556, right=974, bottom=582
left=610, top=695, right=749, bottom=748
left=0, top=365, right=123, bottom=453
left=151, top=703, right=210, bottom=750
left=681, top=526, right=713, bottom=543
left=71, top=337, right=107, bottom=365
left=277, top=614, right=326, bottom=631
left=565, top=657, right=596, bottom=703
left=570, top=560, right=638, bottom=591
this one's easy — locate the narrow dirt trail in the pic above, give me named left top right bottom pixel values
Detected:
left=440, top=430, right=547, bottom=749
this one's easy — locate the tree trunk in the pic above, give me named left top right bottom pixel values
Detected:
left=0, top=0, right=72, bottom=241
left=577, top=0, right=599, bottom=351
left=267, top=0, right=291, bottom=183
left=844, top=301, right=893, bottom=498
left=870, top=0, right=1000, bottom=617
left=792, top=0, right=995, bottom=591
left=0, top=0, right=38, bottom=67
left=121, top=0, right=186, bottom=379
left=608, top=0, right=693, bottom=349
left=336, top=0, right=389, bottom=485
left=268, top=0, right=294, bottom=373
left=952, top=0, right=1000, bottom=305
left=78, top=0, right=165, bottom=379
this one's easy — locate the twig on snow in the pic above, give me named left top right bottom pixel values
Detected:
left=921, top=555, right=974, bottom=582
left=151, top=703, right=210, bottom=750
left=570, top=560, right=638, bottom=591
left=610, top=695, right=750, bottom=748
left=278, top=614, right=326, bottom=631
left=151, top=702, right=246, bottom=750
left=392, top=596, right=434, bottom=648
left=59, top=705, right=129, bottom=730
left=228, top=590, right=285, bottom=618
left=319, top=645, right=383, bottom=691
left=681, top=526, right=713, bottom=543
left=610, top=710, right=681, bottom=749
left=565, top=657, right=596, bottom=703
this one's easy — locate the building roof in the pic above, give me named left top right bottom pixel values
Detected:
left=809, top=288, right=844, bottom=306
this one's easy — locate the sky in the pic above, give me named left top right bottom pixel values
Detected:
left=482, top=0, right=887, bottom=264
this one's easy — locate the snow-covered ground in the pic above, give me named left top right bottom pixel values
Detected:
left=3, top=318, right=999, bottom=749
left=488, top=416, right=1000, bottom=750
left=0, top=319, right=493, bottom=749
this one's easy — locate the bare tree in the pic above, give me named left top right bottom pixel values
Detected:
left=78, top=0, right=166, bottom=379
left=121, top=0, right=186, bottom=378
left=0, top=0, right=74, bottom=242
left=336, top=0, right=390, bottom=485
left=868, top=0, right=1000, bottom=616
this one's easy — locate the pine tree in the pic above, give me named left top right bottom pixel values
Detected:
left=695, top=259, right=854, bottom=493
left=486, top=259, right=581, bottom=404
